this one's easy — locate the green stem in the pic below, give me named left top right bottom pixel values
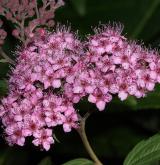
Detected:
left=131, top=0, right=160, bottom=38
left=0, top=48, right=14, bottom=64
left=77, top=112, right=103, bottom=165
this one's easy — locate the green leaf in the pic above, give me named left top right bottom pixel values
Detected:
left=124, top=96, right=137, bottom=108
left=136, top=84, right=160, bottom=110
left=112, top=96, right=137, bottom=110
left=0, top=63, right=9, bottom=77
left=56, top=0, right=160, bottom=40
left=2, top=148, right=28, bottom=165
left=62, top=158, right=94, bottom=165
left=131, top=0, right=160, bottom=38
left=0, top=149, right=9, bottom=165
left=0, top=79, right=8, bottom=96
left=38, top=157, right=52, bottom=165
left=111, top=84, right=160, bottom=110
left=70, top=0, right=86, bottom=16
left=123, top=134, right=160, bottom=165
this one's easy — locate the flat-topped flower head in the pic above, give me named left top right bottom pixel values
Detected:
left=0, top=23, right=160, bottom=150
left=0, top=26, right=81, bottom=150
left=74, top=23, right=160, bottom=109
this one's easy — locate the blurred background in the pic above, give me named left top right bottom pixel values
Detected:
left=1, top=0, right=160, bottom=164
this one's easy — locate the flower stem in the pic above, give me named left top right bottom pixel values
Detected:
left=77, top=112, right=103, bottom=165
left=0, top=47, right=14, bottom=64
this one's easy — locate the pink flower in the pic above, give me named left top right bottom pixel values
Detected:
left=96, top=55, right=115, bottom=72
left=23, top=117, right=41, bottom=136
left=5, top=123, right=25, bottom=146
left=88, top=89, right=112, bottom=111
left=32, top=129, right=54, bottom=151
left=45, top=111, right=65, bottom=127
left=32, top=107, right=46, bottom=127
left=63, top=112, right=78, bottom=132
left=138, top=71, right=155, bottom=91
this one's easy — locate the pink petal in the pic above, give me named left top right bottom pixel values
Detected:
left=52, top=79, right=61, bottom=88
left=146, top=82, right=155, bottom=91
left=17, top=137, right=25, bottom=146
left=73, top=86, right=83, bottom=93
left=85, top=86, right=95, bottom=94
left=14, top=115, right=23, bottom=122
left=43, top=142, right=51, bottom=151
left=150, top=71, right=157, bottom=79
left=88, top=94, right=97, bottom=103
left=96, top=101, right=106, bottom=111
left=23, top=129, right=32, bottom=136
left=118, top=91, right=128, bottom=101
left=63, top=123, right=71, bottom=132
left=44, top=81, right=51, bottom=89
left=32, top=139, right=40, bottom=146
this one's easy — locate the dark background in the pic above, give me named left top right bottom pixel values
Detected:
left=1, top=0, right=160, bottom=164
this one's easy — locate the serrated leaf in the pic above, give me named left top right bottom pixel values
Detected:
left=38, top=157, right=52, bottom=165
left=123, top=134, right=160, bottom=165
left=62, top=158, right=94, bottom=165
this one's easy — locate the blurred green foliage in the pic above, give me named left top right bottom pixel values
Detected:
left=38, top=157, right=52, bottom=165
left=1, top=0, right=160, bottom=165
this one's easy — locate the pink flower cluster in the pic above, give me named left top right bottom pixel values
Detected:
left=81, top=25, right=160, bottom=109
left=0, top=28, right=80, bottom=150
left=0, top=24, right=160, bottom=150
left=0, top=0, right=64, bottom=45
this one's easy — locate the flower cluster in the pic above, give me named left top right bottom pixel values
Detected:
left=0, top=28, right=81, bottom=150
left=81, top=25, right=160, bottom=110
left=0, top=0, right=64, bottom=45
left=66, top=24, right=160, bottom=111
left=0, top=24, right=160, bottom=150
